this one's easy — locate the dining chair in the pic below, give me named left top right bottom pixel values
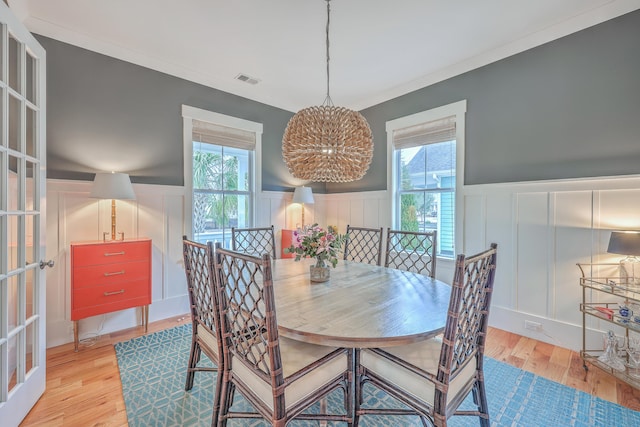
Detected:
left=231, top=225, right=277, bottom=259
left=343, top=225, right=384, bottom=266
left=213, top=247, right=354, bottom=426
left=182, top=236, right=224, bottom=427
left=354, top=243, right=498, bottom=427
left=384, top=229, right=437, bottom=278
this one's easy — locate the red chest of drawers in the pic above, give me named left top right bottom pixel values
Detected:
left=281, top=229, right=296, bottom=259
left=70, top=238, right=152, bottom=350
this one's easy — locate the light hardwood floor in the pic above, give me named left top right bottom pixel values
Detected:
left=20, top=316, right=640, bottom=426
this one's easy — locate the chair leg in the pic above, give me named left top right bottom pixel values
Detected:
left=320, top=398, right=328, bottom=427
left=346, top=348, right=355, bottom=427
left=211, top=367, right=223, bottom=427
left=346, top=381, right=354, bottom=425
left=184, top=340, right=201, bottom=391
left=433, top=413, right=447, bottom=427
left=474, top=379, right=490, bottom=427
left=353, top=349, right=362, bottom=427
left=217, top=374, right=234, bottom=427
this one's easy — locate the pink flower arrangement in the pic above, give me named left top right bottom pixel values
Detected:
left=284, top=224, right=347, bottom=268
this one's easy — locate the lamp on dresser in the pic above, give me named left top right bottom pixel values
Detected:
left=90, top=171, right=136, bottom=241
left=72, top=171, right=150, bottom=352
left=608, top=230, right=640, bottom=286
left=292, top=186, right=314, bottom=227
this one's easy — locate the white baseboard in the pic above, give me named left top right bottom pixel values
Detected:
left=148, top=295, right=191, bottom=323
left=46, top=320, right=75, bottom=348
left=490, top=305, right=614, bottom=353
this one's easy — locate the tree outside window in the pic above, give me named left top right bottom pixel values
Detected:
left=396, top=140, right=455, bottom=257
left=192, top=143, right=251, bottom=246
left=388, top=101, right=465, bottom=259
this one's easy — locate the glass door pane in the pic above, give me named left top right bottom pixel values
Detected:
left=8, top=95, right=19, bottom=151
left=8, top=34, right=19, bottom=92
left=8, top=214, right=18, bottom=271
left=26, top=51, right=35, bottom=104
left=26, top=106, right=35, bottom=157
left=0, top=6, right=47, bottom=424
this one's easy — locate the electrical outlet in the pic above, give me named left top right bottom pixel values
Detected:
left=524, top=320, right=542, bottom=331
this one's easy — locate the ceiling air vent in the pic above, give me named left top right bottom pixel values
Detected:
left=235, top=73, right=260, bottom=85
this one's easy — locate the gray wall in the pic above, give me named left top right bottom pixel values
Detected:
left=329, top=8, right=640, bottom=191
left=41, top=8, right=640, bottom=192
left=39, top=35, right=313, bottom=192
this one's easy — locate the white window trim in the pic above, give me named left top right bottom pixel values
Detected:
left=181, top=105, right=263, bottom=237
left=386, top=100, right=467, bottom=257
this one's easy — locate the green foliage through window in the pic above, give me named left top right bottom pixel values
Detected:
left=192, top=143, right=251, bottom=243
left=396, top=141, right=455, bottom=257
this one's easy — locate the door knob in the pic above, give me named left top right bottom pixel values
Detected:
left=39, top=260, right=55, bottom=269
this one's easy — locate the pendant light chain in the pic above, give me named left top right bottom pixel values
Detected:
left=281, top=0, right=373, bottom=183
left=324, top=0, right=333, bottom=106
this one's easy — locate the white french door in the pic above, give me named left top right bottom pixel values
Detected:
left=0, top=3, right=47, bottom=426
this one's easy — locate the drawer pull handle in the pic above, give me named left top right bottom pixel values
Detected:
left=104, top=270, right=125, bottom=277
left=104, top=289, right=125, bottom=296
left=104, top=251, right=126, bottom=257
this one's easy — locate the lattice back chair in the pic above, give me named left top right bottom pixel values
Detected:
left=231, top=225, right=277, bottom=259
left=343, top=225, right=383, bottom=266
left=385, top=229, right=437, bottom=278
left=213, top=247, right=354, bottom=427
left=355, top=243, right=498, bottom=427
left=182, top=236, right=224, bottom=427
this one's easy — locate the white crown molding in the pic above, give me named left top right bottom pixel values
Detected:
left=24, top=0, right=640, bottom=112
left=352, top=0, right=640, bottom=110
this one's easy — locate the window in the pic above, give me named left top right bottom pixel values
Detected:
left=182, top=106, right=263, bottom=246
left=387, top=101, right=466, bottom=258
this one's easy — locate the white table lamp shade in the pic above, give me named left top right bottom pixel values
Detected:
left=292, top=186, right=314, bottom=204
left=90, top=172, right=136, bottom=200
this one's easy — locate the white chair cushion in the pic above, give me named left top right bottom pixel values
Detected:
left=196, top=324, right=218, bottom=359
left=231, top=336, right=347, bottom=411
left=360, top=337, right=477, bottom=405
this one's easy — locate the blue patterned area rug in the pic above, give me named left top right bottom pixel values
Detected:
left=115, top=324, right=640, bottom=426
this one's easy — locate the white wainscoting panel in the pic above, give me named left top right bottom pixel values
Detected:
left=323, top=190, right=389, bottom=232
left=482, top=193, right=514, bottom=310
left=552, top=191, right=593, bottom=326
left=259, top=191, right=301, bottom=256
left=516, top=192, right=550, bottom=318
left=46, top=177, right=640, bottom=352
left=465, top=175, right=640, bottom=351
left=463, top=194, right=485, bottom=255
left=598, top=189, right=640, bottom=231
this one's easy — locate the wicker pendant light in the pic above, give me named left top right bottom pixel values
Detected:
left=282, top=0, right=373, bottom=183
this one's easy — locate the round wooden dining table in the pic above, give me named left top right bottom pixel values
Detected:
left=271, top=258, right=452, bottom=348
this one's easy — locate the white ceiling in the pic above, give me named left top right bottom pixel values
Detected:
left=15, top=0, right=640, bottom=112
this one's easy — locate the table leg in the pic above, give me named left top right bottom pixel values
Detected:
left=143, top=305, right=149, bottom=333
left=73, top=321, right=79, bottom=352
